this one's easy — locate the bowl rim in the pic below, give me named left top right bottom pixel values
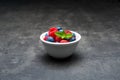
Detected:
left=40, top=31, right=81, bottom=45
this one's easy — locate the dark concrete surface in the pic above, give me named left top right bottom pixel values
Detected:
left=0, top=0, right=120, bottom=80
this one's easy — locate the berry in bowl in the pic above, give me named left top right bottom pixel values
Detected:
left=40, top=26, right=81, bottom=58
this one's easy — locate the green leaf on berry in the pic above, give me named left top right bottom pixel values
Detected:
left=55, top=31, right=65, bottom=39
left=55, top=31, right=72, bottom=39
left=65, top=33, right=72, bottom=39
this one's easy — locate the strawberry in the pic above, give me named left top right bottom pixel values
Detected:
left=60, top=40, right=68, bottom=43
left=55, top=36, right=61, bottom=42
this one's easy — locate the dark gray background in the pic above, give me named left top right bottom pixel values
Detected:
left=0, top=0, right=120, bottom=80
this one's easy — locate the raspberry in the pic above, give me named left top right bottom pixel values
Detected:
left=48, top=27, right=58, bottom=38
left=64, top=30, right=72, bottom=34
left=60, top=40, right=68, bottom=43
left=44, top=36, right=48, bottom=40
left=55, top=36, right=61, bottom=42
left=49, top=30, right=57, bottom=38
left=49, top=27, right=58, bottom=32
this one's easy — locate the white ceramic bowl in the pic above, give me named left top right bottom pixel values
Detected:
left=40, top=31, right=81, bottom=58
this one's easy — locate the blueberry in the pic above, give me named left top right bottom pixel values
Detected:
left=70, top=37, right=76, bottom=42
left=47, top=36, right=54, bottom=42
left=59, top=29, right=63, bottom=32
left=45, top=33, right=48, bottom=36
left=57, top=26, right=62, bottom=30
left=72, top=33, right=75, bottom=37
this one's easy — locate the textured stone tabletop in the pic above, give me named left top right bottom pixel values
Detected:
left=0, top=0, right=120, bottom=80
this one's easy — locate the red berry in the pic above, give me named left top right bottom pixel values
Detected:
left=48, top=27, right=58, bottom=38
left=64, top=30, right=72, bottom=34
left=44, top=36, right=48, bottom=40
left=60, top=40, right=68, bottom=43
left=55, top=36, right=61, bottom=42
left=49, top=27, right=58, bottom=32
left=49, top=30, right=57, bottom=38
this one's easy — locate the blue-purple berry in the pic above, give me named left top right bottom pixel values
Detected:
left=70, top=37, right=76, bottom=42
left=45, top=33, right=49, bottom=36
left=72, top=33, right=75, bottom=37
left=57, top=26, right=62, bottom=31
left=47, top=36, right=54, bottom=42
left=59, top=29, right=63, bottom=32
